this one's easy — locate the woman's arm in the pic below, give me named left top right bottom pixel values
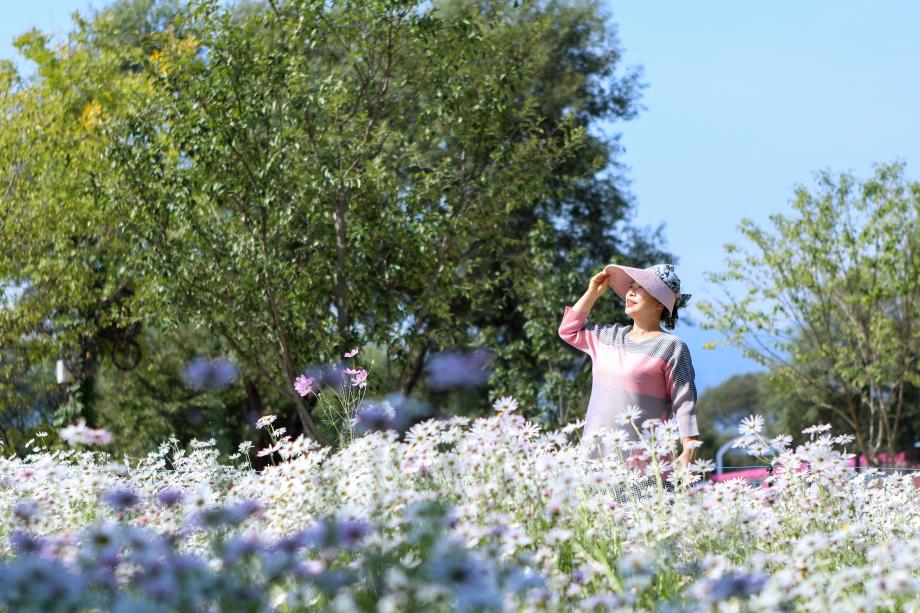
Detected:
left=665, top=340, right=701, bottom=467
left=558, top=271, right=610, bottom=358
left=573, top=271, right=609, bottom=314
left=679, top=435, right=702, bottom=467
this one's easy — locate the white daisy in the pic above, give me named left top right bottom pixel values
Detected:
left=616, top=405, right=643, bottom=426
left=802, top=423, right=832, bottom=435
left=492, top=395, right=519, bottom=414
left=739, top=414, right=765, bottom=436
left=255, top=415, right=277, bottom=430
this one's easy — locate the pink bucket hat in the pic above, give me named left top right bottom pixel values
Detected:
left=602, top=263, right=691, bottom=315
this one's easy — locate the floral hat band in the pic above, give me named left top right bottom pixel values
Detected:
left=602, top=262, right=690, bottom=315
left=653, top=263, right=691, bottom=311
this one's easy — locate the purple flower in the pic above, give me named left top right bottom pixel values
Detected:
left=85, top=524, right=119, bottom=554
left=103, top=487, right=140, bottom=511
left=182, top=357, right=239, bottom=391
left=183, top=357, right=212, bottom=388
left=84, top=565, right=118, bottom=591
left=504, top=566, right=546, bottom=593
left=354, top=402, right=397, bottom=435
left=302, top=518, right=334, bottom=549
left=426, top=348, right=492, bottom=390
left=141, top=573, right=180, bottom=603
left=228, top=499, right=264, bottom=523
left=212, top=358, right=238, bottom=382
left=426, top=546, right=501, bottom=609
left=221, top=534, right=263, bottom=565
left=171, top=552, right=207, bottom=574
left=343, top=347, right=359, bottom=358
left=384, top=392, right=432, bottom=424
left=270, top=531, right=310, bottom=554
left=302, top=517, right=372, bottom=551
left=9, top=530, right=44, bottom=555
left=13, top=500, right=39, bottom=524
left=335, top=519, right=371, bottom=549
left=690, top=569, right=769, bottom=603
left=311, top=568, right=356, bottom=595
left=190, top=507, right=230, bottom=529
left=156, top=489, right=184, bottom=507
left=1, top=557, right=85, bottom=605
left=190, top=500, right=263, bottom=529
left=294, top=374, right=315, bottom=397
left=301, top=363, right=349, bottom=389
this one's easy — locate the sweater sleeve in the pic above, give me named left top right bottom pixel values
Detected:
left=665, top=341, right=700, bottom=438
left=557, top=305, right=599, bottom=360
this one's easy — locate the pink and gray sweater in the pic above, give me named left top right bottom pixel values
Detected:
left=558, top=305, right=700, bottom=459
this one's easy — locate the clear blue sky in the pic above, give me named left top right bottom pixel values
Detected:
left=0, top=2, right=98, bottom=67
left=3, top=1, right=919, bottom=392
left=603, top=1, right=920, bottom=391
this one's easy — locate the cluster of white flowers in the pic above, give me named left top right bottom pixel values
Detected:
left=1, top=404, right=919, bottom=611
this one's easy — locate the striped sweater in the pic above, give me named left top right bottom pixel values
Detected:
left=558, top=305, right=699, bottom=460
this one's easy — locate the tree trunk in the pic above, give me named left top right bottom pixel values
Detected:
left=399, top=340, right=430, bottom=396
left=292, top=392, right=321, bottom=441
left=243, top=376, right=263, bottom=416
left=846, top=394, right=875, bottom=467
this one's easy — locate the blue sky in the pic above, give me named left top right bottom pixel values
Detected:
left=1, top=2, right=96, bottom=65
left=3, top=1, right=919, bottom=392
left=603, top=1, right=920, bottom=390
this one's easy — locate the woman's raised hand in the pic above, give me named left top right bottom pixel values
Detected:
left=587, top=271, right=609, bottom=299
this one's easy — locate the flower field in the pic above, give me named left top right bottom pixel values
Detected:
left=2, top=399, right=919, bottom=612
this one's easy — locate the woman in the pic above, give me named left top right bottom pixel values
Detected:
left=558, top=263, right=701, bottom=473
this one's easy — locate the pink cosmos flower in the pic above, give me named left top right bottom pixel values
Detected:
left=294, top=375, right=314, bottom=397
left=343, top=347, right=359, bottom=358
left=60, top=420, right=114, bottom=446
left=257, top=437, right=289, bottom=457
left=350, top=369, right=368, bottom=388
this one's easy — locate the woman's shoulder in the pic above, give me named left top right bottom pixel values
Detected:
left=660, top=333, right=692, bottom=360
left=636, top=330, right=691, bottom=361
left=660, top=331, right=688, bottom=347
left=654, top=330, right=688, bottom=345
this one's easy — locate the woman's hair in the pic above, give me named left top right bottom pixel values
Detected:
left=661, top=304, right=681, bottom=330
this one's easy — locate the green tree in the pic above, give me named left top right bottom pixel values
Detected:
left=700, top=163, right=920, bottom=464
left=98, top=0, right=582, bottom=441
left=696, top=372, right=764, bottom=461
left=0, top=0, right=262, bottom=456
left=0, top=17, right=159, bottom=427
left=439, top=0, right=670, bottom=425
left=1, top=0, right=667, bottom=450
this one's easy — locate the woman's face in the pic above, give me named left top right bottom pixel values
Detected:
left=624, top=281, right=664, bottom=319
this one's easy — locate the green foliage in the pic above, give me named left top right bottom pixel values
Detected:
left=1, top=0, right=664, bottom=453
left=96, top=0, right=586, bottom=441
left=696, top=372, right=769, bottom=467
left=0, top=353, right=62, bottom=455
left=0, top=9, right=161, bottom=429
left=700, top=162, right=920, bottom=463
left=439, top=0, right=668, bottom=426
left=94, top=324, right=254, bottom=459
